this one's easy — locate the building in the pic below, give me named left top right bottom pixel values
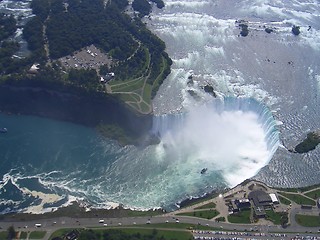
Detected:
left=235, top=198, right=251, bottom=209
left=269, top=193, right=279, bottom=204
left=28, top=63, right=40, bottom=74
left=253, top=206, right=266, bottom=218
left=231, top=200, right=239, bottom=212
left=248, top=190, right=273, bottom=218
left=104, top=72, right=115, bottom=81
left=248, top=190, right=272, bottom=207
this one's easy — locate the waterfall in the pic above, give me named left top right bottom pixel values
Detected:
left=152, top=97, right=280, bottom=178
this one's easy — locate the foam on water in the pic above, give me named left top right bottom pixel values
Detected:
left=0, top=100, right=279, bottom=213
left=149, top=0, right=320, bottom=188
left=1, top=0, right=320, bottom=214
left=152, top=98, right=279, bottom=187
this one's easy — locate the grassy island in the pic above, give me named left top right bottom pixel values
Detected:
left=295, top=130, right=320, bottom=153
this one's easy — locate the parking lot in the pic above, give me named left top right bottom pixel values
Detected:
left=59, top=45, right=112, bottom=71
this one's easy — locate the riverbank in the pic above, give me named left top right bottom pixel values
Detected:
left=1, top=179, right=319, bottom=224
left=0, top=82, right=153, bottom=145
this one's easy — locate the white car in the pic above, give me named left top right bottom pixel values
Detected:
left=99, top=220, right=104, bottom=223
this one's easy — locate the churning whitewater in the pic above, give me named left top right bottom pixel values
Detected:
left=1, top=0, right=320, bottom=213
left=0, top=98, right=279, bottom=213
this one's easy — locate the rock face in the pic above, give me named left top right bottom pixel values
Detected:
left=0, top=84, right=153, bottom=140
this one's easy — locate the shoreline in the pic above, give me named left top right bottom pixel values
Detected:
left=1, top=178, right=319, bottom=221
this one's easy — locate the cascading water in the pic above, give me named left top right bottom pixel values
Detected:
left=152, top=97, right=280, bottom=187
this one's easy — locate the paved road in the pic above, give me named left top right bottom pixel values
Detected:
left=1, top=214, right=319, bottom=240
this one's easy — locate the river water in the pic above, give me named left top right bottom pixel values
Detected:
left=0, top=0, right=319, bottom=213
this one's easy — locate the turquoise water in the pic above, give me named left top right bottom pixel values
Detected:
left=0, top=112, right=226, bottom=213
left=0, top=113, right=123, bottom=212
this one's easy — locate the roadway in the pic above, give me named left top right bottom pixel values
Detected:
left=1, top=214, right=319, bottom=240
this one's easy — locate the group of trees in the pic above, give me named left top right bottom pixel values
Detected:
left=27, top=0, right=138, bottom=60
left=132, top=0, right=165, bottom=17
left=0, top=14, right=32, bottom=76
left=0, top=13, right=16, bottom=41
left=1, top=0, right=172, bottom=111
left=132, top=0, right=152, bottom=17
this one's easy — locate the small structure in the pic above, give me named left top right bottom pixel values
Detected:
left=100, top=72, right=115, bottom=84
left=28, top=63, right=40, bottom=74
left=269, top=193, right=279, bottom=204
left=231, top=200, right=239, bottom=213
left=317, top=198, right=320, bottom=208
left=104, top=72, right=115, bottom=81
left=235, top=198, right=251, bottom=209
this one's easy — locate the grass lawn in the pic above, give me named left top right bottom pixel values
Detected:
left=142, top=83, right=152, bottom=105
left=119, top=228, right=192, bottom=240
left=265, top=210, right=283, bottom=225
left=51, top=228, right=192, bottom=240
left=0, top=232, right=7, bottom=239
left=49, top=229, right=75, bottom=240
left=177, top=210, right=219, bottom=219
left=228, top=209, right=251, bottom=224
left=304, top=189, right=320, bottom=200
left=118, top=93, right=140, bottom=102
left=279, top=192, right=316, bottom=205
left=140, top=101, right=151, bottom=113
left=29, top=231, right=46, bottom=239
left=137, top=222, right=219, bottom=231
left=278, top=195, right=291, bottom=205
left=19, top=231, right=28, bottom=239
left=194, top=202, right=216, bottom=209
left=295, top=214, right=320, bottom=227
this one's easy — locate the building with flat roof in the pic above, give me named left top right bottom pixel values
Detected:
left=235, top=198, right=251, bottom=209
left=253, top=206, right=266, bottom=218
left=269, top=193, right=279, bottom=204
left=248, top=190, right=272, bottom=207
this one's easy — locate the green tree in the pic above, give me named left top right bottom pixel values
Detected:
left=132, top=0, right=152, bottom=17
left=7, top=226, right=16, bottom=240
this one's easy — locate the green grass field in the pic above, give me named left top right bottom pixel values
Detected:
left=227, top=209, right=251, bottom=224
left=50, top=228, right=192, bottom=240
left=29, top=231, right=46, bottom=239
left=279, top=192, right=316, bottom=206
left=19, top=231, right=28, bottom=239
left=136, top=222, right=219, bottom=231
left=295, top=214, right=320, bottom=227
left=120, top=228, right=192, bottom=240
left=0, top=232, right=7, bottom=239
left=304, top=189, right=320, bottom=200
left=177, top=210, right=219, bottom=219
left=49, top=228, right=74, bottom=240
left=265, top=210, right=283, bottom=225
left=194, top=202, right=216, bottom=209
left=278, top=195, right=291, bottom=205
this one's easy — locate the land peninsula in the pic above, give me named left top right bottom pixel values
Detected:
left=0, top=0, right=171, bottom=145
